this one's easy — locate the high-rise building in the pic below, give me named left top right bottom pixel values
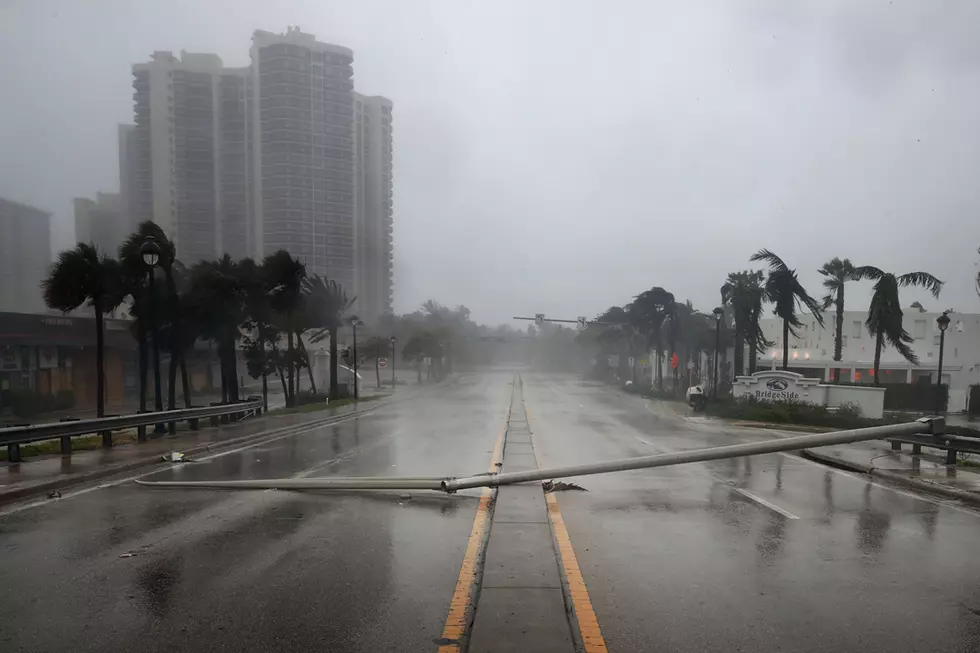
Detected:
left=218, top=67, right=252, bottom=261
left=117, top=123, right=138, bottom=232
left=74, top=192, right=125, bottom=255
left=249, top=28, right=356, bottom=293
left=130, top=50, right=248, bottom=265
left=0, top=197, right=51, bottom=313
left=353, top=93, right=394, bottom=323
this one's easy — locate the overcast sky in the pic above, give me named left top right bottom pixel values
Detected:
left=2, top=0, right=979, bottom=325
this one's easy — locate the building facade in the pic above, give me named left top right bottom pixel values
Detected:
left=130, top=51, right=249, bottom=265
left=757, top=309, right=980, bottom=412
left=0, top=198, right=51, bottom=314
left=250, top=28, right=356, bottom=292
left=74, top=192, right=125, bottom=255
left=352, top=93, right=394, bottom=323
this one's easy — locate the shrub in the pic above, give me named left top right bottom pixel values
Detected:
left=294, top=390, right=327, bottom=407
left=836, top=401, right=863, bottom=419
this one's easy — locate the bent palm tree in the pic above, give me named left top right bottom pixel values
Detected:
left=629, top=287, right=675, bottom=389
left=750, top=249, right=824, bottom=370
left=720, top=270, right=768, bottom=377
left=43, top=244, right=121, bottom=418
left=854, top=266, right=943, bottom=384
left=818, top=257, right=858, bottom=377
left=303, top=276, right=355, bottom=400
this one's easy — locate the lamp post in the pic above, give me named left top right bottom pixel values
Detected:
left=351, top=318, right=360, bottom=400
left=390, top=336, right=397, bottom=390
left=140, top=237, right=164, bottom=434
left=713, top=307, right=725, bottom=398
left=936, top=311, right=950, bottom=414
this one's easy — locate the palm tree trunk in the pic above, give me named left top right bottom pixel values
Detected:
left=782, top=320, right=790, bottom=370
left=167, top=351, right=178, bottom=434
left=873, top=333, right=883, bottom=385
left=656, top=344, right=664, bottom=391
left=94, top=300, right=105, bottom=418
left=748, top=327, right=758, bottom=374
left=834, top=290, right=845, bottom=381
left=286, top=330, right=295, bottom=406
left=138, top=323, right=148, bottom=415
left=276, top=365, right=288, bottom=397
left=328, top=326, right=339, bottom=400
left=376, top=359, right=381, bottom=388
left=179, top=353, right=192, bottom=408
left=733, top=328, right=744, bottom=378
left=261, top=371, right=268, bottom=412
left=296, top=331, right=317, bottom=395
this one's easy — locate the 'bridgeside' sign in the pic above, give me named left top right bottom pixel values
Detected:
left=732, top=370, right=821, bottom=403
left=754, top=377, right=801, bottom=401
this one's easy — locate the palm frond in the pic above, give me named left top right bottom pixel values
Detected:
left=854, top=265, right=885, bottom=281
left=896, top=271, right=943, bottom=298
left=749, top=249, right=790, bottom=273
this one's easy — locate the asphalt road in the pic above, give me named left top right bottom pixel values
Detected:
left=3, top=370, right=980, bottom=652
left=0, top=373, right=511, bottom=653
left=523, top=373, right=980, bottom=653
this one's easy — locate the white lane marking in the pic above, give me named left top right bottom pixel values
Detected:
left=731, top=487, right=800, bottom=519
left=0, top=409, right=385, bottom=518
left=636, top=436, right=652, bottom=446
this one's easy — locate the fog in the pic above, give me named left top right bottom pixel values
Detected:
left=2, top=0, right=979, bottom=325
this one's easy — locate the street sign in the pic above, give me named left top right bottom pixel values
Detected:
left=534, top=313, right=545, bottom=325
left=628, top=356, right=635, bottom=368
left=686, top=361, right=695, bottom=371
left=670, top=353, right=679, bottom=370
left=378, top=357, right=388, bottom=369
left=577, top=316, right=587, bottom=329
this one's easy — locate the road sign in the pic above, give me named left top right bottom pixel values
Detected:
left=686, top=361, right=695, bottom=371
left=577, top=316, right=587, bottom=329
left=670, top=353, right=679, bottom=370
left=628, top=356, right=635, bottom=368
left=378, top=357, right=388, bottom=369
left=534, top=313, right=545, bottom=325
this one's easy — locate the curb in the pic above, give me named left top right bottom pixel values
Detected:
left=801, top=449, right=980, bottom=508
left=0, top=403, right=380, bottom=506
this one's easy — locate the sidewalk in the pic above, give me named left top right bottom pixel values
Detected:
left=0, top=399, right=369, bottom=505
left=800, top=438, right=980, bottom=506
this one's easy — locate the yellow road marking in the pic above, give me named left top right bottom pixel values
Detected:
left=525, top=381, right=608, bottom=653
left=546, top=493, right=609, bottom=653
left=435, top=408, right=507, bottom=652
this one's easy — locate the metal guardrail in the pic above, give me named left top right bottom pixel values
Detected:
left=1, top=398, right=264, bottom=463
left=889, top=424, right=980, bottom=464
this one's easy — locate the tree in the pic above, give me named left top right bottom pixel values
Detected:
left=817, top=257, right=858, bottom=377
left=262, top=251, right=307, bottom=405
left=303, top=275, right=354, bottom=400
left=750, top=249, right=824, bottom=370
left=720, top=270, right=767, bottom=377
left=360, top=336, right=391, bottom=388
left=853, top=266, right=943, bottom=384
left=184, top=256, right=252, bottom=403
left=42, top=244, right=122, bottom=418
left=628, top=287, right=675, bottom=390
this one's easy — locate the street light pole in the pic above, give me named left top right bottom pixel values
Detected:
left=390, top=336, right=396, bottom=390
left=936, top=311, right=950, bottom=414
left=140, top=237, right=164, bottom=434
left=351, top=318, right=359, bottom=400
left=713, top=307, right=724, bottom=399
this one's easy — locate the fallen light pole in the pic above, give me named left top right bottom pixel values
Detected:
left=136, top=418, right=942, bottom=495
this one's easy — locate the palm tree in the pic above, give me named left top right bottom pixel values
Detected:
left=750, top=249, right=824, bottom=370
left=262, top=251, right=307, bottom=405
left=43, top=244, right=122, bottom=418
left=303, top=275, right=355, bottom=400
left=818, top=257, right=858, bottom=378
left=853, top=266, right=943, bottom=384
left=628, top=287, right=675, bottom=389
left=720, top=270, right=768, bottom=377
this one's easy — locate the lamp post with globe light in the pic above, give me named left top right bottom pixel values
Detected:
left=140, top=237, right=164, bottom=433
left=936, top=311, right=950, bottom=414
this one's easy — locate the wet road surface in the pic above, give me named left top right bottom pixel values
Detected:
left=4, top=371, right=980, bottom=652
left=0, top=374, right=511, bottom=653
left=523, top=373, right=980, bottom=652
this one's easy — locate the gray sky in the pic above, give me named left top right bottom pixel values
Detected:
left=2, top=0, right=979, bottom=325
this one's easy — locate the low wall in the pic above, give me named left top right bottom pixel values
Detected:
left=823, top=384, right=886, bottom=419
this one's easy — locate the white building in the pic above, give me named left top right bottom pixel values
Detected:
left=352, top=93, right=394, bottom=324
left=757, top=309, right=980, bottom=412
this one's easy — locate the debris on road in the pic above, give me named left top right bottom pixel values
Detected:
left=542, top=480, right=587, bottom=493
left=162, top=452, right=193, bottom=463
left=46, top=490, right=62, bottom=499
left=118, top=552, right=139, bottom=559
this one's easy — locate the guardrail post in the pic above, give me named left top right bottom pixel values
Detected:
left=59, top=418, right=80, bottom=455
left=7, top=443, right=21, bottom=463
left=890, top=441, right=902, bottom=451
left=101, top=414, right=118, bottom=448
left=946, top=446, right=957, bottom=465
left=209, top=402, right=222, bottom=426
left=912, top=443, right=922, bottom=455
